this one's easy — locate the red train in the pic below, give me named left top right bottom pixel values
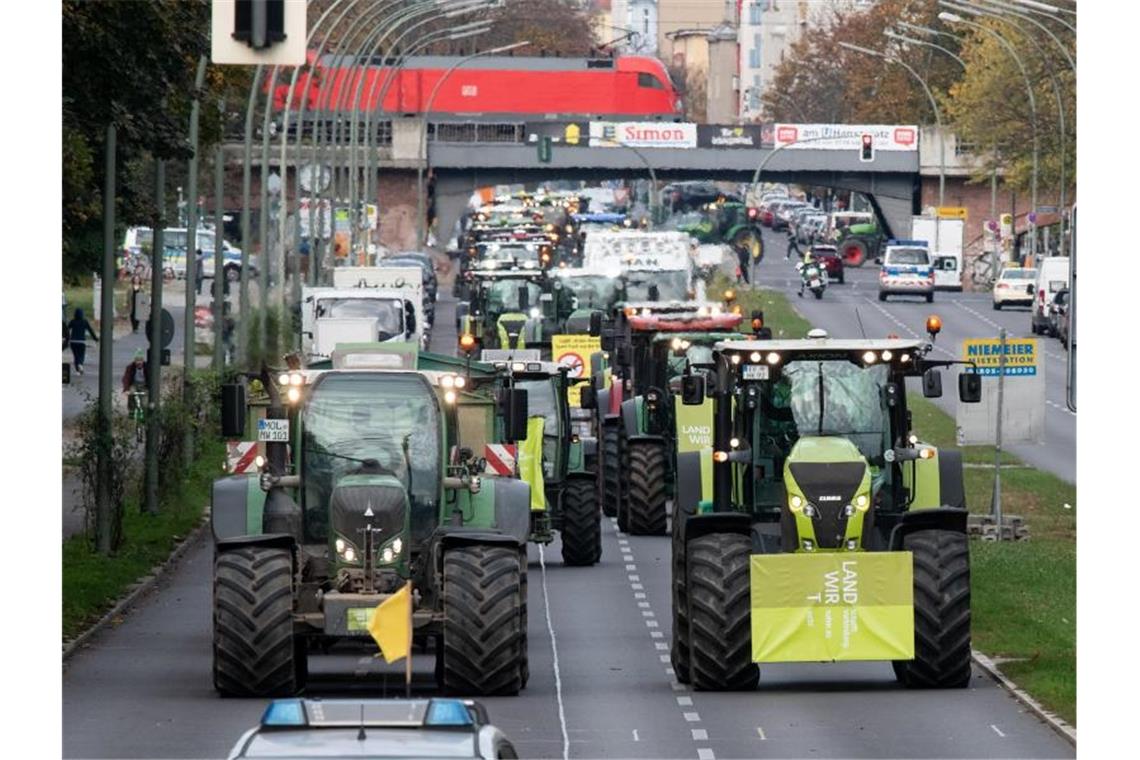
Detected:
left=270, top=53, right=682, bottom=120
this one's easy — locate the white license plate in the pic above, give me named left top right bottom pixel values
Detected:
left=258, top=418, right=290, bottom=442
left=810, top=279, right=821, bottom=287
left=742, top=364, right=769, bottom=380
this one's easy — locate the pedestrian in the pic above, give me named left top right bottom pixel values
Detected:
left=194, top=248, right=206, bottom=295
left=129, top=275, right=144, bottom=333
left=66, top=307, right=98, bottom=375
left=786, top=230, right=801, bottom=261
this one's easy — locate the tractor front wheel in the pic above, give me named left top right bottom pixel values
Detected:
left=893, top=530, right=972, bottom=689
left=213, top=546, right=303, bottom=697
left=561, top=478, right=601, bottom=566
left=671, top=512, right=691, bottom=684
left=441, top=545, right=525, bottom=696
left=688, top=533, right=758, bottom=691
left=601, top=424, right=620, bottom=518
left=626, top=441, right=668, bottom=535
left=616, top=427, right=631, bottom=533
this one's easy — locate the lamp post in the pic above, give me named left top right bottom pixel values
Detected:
left=417, top=41, right=530, bottom=246
left=885, top=29, right=967, bottom=69
left=838, top=41, right=946, bottom=209
left=940, top=9, right=1039, bottom=260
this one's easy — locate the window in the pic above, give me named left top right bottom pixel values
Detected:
left=955, top=140, right=976, bottom=157
left=749, top=2, right=763, bottom=24
left=643, top=8, right=649, bottom=35
left=638, top=72, right=665, bottom=89
left=749, top=48, right=761, bottom=68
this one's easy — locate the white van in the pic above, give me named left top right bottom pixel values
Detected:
left=1030, top=256, right=1071, bottom=335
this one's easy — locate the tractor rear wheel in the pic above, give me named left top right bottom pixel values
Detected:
left=601, top=424, right=620, bottom=518
left=688, top=533, right=758, bottom=691
left=616, top=427, right=631, bottom=533
left=441, top=545, right=525, bottom=696
left=520, top=553, right=529, bottom=688
left=893, top=530, right=972, bottom=689
left=561, top=478, right=601, bottom=566
left=213, top=546, right=303, bottom=697
left=626, top=441, right=668, bottom=535
left=671, top=513, right=691, bottom=684
left=842, top=238, right=868, bottom=267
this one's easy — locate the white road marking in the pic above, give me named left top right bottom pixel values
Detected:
left=631, top=583, right=644, bottom=590
left=991, top=724, right=1006, bottom=738
left=697, top=749, right=716, bottom=760
left=655, top=642, right=669, bottom=650
left=684, top=712, right=701, bottom=722
left=628, top=575, right=641, bottom=582
left=756, top=727, right=767, bottom=740
left=650, top=631, right=664, bottom=638
left=632, top=729, right=640, bottom=742
left=647, top=620, right=660, bottom=628
left=638, top=601, right=651, bottom=608
left=634, top=592, right=646, bottom=599
left=676, top=696, right=693, bottom=706
left=642, top=610, right=655, bottom=617
left=659, top=654, right=671, bottom=662
left=672, top=682, right=687, bottom=692
left=691, top=729, right=708, bottom=740
left=625, top=564, right=637, bottom=571
left=538, top=546, right=570, bottom=760
left=665, top=667, right=675, bottom=676
left=623, top=555, right=635, bottom=562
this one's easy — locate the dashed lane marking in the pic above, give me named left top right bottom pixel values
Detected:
left=659, top=653, right=671, bottom=662
left=676, top=696, right=693, bottom=706
left=628, top=575, right=641, bottom=582
left=655, top=642, right=669, bottom=650
left=698, top=748, right=716, bottom=760
left=638, top=601, right=651, bottom=608
left=632, top=729, right=640, bottom=742
left=684, top=712, right=701, bottom=722
left=756, top=727, right=767, bottom=740
left=991, top=725, right=1006, bottom=738
left=642, top=610, right=655, bottom=617
left=625, top=564, right=638, bottom=571
left=650, top=631, right=664, bottom=639
left=692, top=729, right=708, bottom=741
left=537, top=546, right=570, bottom=760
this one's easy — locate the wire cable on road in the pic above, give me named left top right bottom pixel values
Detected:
left=538, top=545, right=570, bottom=760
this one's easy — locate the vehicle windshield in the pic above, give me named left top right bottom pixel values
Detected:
left=483, top=245, right=539, bottom=264
left=487, top=280, right=543, bottom=312
left=623, top=270, right=689, bottom=301
left=561, top=275, right=619, bottom=310
left=887, top=248, right=930, bottom=266
left=779, top=360, right=890, bottom=462
left=666, top=342, right=716, bottom=377
left=1000, top=269, right=1036, bottom=280
left=316, top=298, right=404, bottom=336
left=302, top=374, right=440, bottom=543
left=661, top=211, right=706, bottom=229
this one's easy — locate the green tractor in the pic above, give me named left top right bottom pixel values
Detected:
left=458, top=270, right=571, bottom=355
left=670, top=320, right=983, bottom=691
left=671, top=201, right=764, bottom=266
left=482, top=355, right=601, bottom=566
left=827, top=211, right=883, bottom=268
left=211, top=350, right=534, bottom=698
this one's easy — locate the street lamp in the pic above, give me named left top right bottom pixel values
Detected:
left=884, top=29, right=966, bottom=69
left=940, top=9, right=1039, bottom=260
left=417, top=41, right=530, bottom=246
left=838, top=41, right=946, bottom=209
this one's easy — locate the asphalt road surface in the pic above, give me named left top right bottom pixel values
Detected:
left=754, top=228, right=1075, bottom=483
left=63, top=289, right=1073, bottom=759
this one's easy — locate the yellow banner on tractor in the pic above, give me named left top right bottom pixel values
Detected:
left=368, top=581, right=411, bottom=664
left=518, top=416, right=546, bottom=511
left=552, top=335, right=601, bottom=406
left=674, top=396, right=714, bottom=453
left=750, top=552, right=914, bottom=663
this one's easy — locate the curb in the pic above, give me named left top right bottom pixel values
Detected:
left=62, top=511, right=210, bottom=663
left=972, top=649, right=1076, bottom=747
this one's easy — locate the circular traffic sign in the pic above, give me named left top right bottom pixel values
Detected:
left=558, top=351, right=585, bottom=378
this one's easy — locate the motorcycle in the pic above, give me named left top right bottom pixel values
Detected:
left=795, top=260, right=827, bottom=300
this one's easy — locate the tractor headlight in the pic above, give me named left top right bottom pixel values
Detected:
left=441, top=374, right=455, bottom=389
left=343, top=547, right=356, bottom=563
left=286, top=386, right=301, bottom=403
left=454, top=376, right=466, bottom=389
left=289, top=373, right=304, bottom=387
left=750, top=352, right=761, bottom=362
left=730, top=354, right=741, bottom=365
left=335, top=538, right=346, bottom=553
left=730, top=437, right=740, bottom=449
left=277, top=373, right=290, bottom=386
left=908, top=434, right=918, bottom=445
left=844, top=504, right=855, bottom=516
left=802, top=504, right=816, bottom=518
left=529, top=307, right=542, bottom=319
left=444, top=390, right=457, bottom=404
left=671, top=337, right=683, bottom=351
left=254, top=455, right=266, bottom=470
left=855, top=494, right=869, bottom=511
left=862, top=351, right=877, bottom=364
left=790, top=494, right=803, bottom=511
left=881, top=350, right=893, bottom=361
left=766, top=352, right=780, bottom=365
left=392, top=538, right=403, bottom=554
left=382, top=547, right=395, bottom=563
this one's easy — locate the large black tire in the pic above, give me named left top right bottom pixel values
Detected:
left=519, top=552, right=529, bottom=688
left=688, top=533, right=758, bottom=691
left=841, top=238, right=869, bottom=267
left=213, top=546, right=303, bottom=697
left=441, top=545, right=525, bottom=696
left=616, top=427, right=631, bottom=533
left=626, top=441, right=668, bottom=535
left=893, top=530, right=972, bottom=689
left=601, top=424, right=620, bottom=518
left=561, top=478, right=601, bottom=566
left=671, top=514, right=691, bottom=684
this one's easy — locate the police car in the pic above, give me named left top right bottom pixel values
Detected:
left=878, top=240, right=935, bottom=303
left=227, top=698, right=519, bottom=759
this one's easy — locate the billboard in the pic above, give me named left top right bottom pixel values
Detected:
left=774, top=124, right=919, bottom=151
left=589, top=121, right=698, bottom=149
left=697, top=124, right=773, bottom=149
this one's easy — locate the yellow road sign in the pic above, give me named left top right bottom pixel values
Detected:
left=936, top=206, right=968, bottom=220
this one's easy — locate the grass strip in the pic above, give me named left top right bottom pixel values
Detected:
left=715, top=273, right=1076, bottom=724
left=62, top=438, right=224, bottom=641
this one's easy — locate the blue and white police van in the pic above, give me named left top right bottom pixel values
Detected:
left=878, top=240, right=935, bottom=303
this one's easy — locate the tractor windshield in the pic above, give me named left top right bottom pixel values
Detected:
left=623, top=270, right=689, bottom=301
left=561, top=275, right=619, bottom=310
left=302, top=374, right=441, bottom=544
left=487, top=280, right=543, bottom=313
left=316, top=298, right=404, bottom=337
left=781, top=360, right=890, bottom=462
left=516, top=378, right=561, bottom=476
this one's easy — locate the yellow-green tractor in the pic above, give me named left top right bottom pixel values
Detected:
left=670, top=321, right=983, bottom=691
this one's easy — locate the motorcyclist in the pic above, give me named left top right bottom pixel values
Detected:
left=795, top=248, right=824, bottom=298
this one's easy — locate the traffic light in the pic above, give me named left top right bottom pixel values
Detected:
left=859, top=133, right=874, bottom=162
left=537, top=135, right=553, bottom=163
left=233, top=0, right=287, bottom=50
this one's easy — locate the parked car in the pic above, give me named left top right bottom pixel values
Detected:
left=807, top=244, right=844, bottom=284
left=991, top=266, right=1036, bottom=310
left=1030, top=256, right=1070, bottom=335
left=772, top=201, right=809, bottom=231
left=1049, top=288, right=1070, bottom=345
left=757, top=196, right=789, bottom=227
left=797, top=212, right=829, bottom=244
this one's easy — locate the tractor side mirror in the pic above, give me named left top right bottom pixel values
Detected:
left=580, top=385, right=597, bottom=409
left=922, top=368, right=943, bottom=399
left=404, top=301, right=417, bottom=337
left=502, top=387, right=530, bottom=443
left=959, top=372, right=982, bottom=403
left=681, top=375, right=705, bottom=405
left=221, top=382, right=247, bottom=439
left=518, top=285, right=530, bottom=312
left=588, top=311, right=603, bottom=337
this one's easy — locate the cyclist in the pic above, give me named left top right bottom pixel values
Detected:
left=122, top=349, right=150, bottom=398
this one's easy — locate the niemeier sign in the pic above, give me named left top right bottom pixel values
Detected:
left=774, top=124, right=918, bottom=151
left=589, top=122, right=698, bottom=148
left=963, top=337, right=1039, bottom=377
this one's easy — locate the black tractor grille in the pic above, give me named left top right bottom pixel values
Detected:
left=787, top=461, right=866, bottom=549
left=331, top=484, right=406, bottom=551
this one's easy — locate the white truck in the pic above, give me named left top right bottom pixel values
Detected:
left=911, top=216, right=964, bottom=291
left=301, top=266, right=428, bottom=361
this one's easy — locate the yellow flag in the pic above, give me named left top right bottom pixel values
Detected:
left=368, top=581, right=411, bottom=663
left=518, top=416, right=546, bottom=511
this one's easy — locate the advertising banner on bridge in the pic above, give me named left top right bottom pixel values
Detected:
left=589, top=121, right=698, bottom=149
left=774, top=124, right=918, bottom=151
left=526, top=122, right=589, bottom=146
left=750, top=552, right=914, bottom=662
left=697, top=124, right=774, bottom=149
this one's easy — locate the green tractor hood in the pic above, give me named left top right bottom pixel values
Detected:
left=782, top=437, right=872, bottom=552
left=329, top=473, right=411, bottom=570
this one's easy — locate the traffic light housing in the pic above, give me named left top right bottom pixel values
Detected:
left=859, top=133, right=874, bottom=162
left=233, top=0, right=287, bottom=50
left=537, top=135, right=553, bottom=163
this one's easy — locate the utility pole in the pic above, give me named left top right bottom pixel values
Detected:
left=146, top=160, right=165, bottom=516
left=96, top=124, right=117, bottom=553
left=214, top=137, right=226, bottom=371
left=184, top=55, right=207, bottom=468
left=991, top=327, right=1007, bottom=534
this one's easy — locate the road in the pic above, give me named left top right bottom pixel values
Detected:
left=62, top=288, right=1073, bottom=759
left=753, top=228, right=1075, bottom=483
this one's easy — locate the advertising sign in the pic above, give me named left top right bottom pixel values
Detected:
left=553, top=335, right=601, bottom=405
left=963, top=337, right=1038, bottom=376
left=590, top=121, right=698, bottom=149
left=750, top=552, right=914, bottom=663
left=957, top=338, right=1046, bottom=445
left=674, top=397, right=714, bottom=453
left=526, top=122, right=589, bottom=146
left=697, top=124, right=772, bottom=149
left=774, top=124, right=919, bottom=151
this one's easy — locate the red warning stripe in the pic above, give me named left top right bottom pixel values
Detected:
left=484, top=444, right=517, bottom=476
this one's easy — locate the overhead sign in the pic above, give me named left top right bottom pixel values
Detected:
left=963, top=337, right=1038, bottom=376
left=750, top=553, right=914, bottom=662
left=257, top=418, right=290, bottom=442
left=211, top=0, right=306, bottom=65
left=697, top=124, right=772, bottom=149
left=590, top=121, right=698, bottom=149
left=774, top=124, right=918, bottom=151
left=936, top=206, right=968, bottom=220
left=553, top=335, right=601, bottom=405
